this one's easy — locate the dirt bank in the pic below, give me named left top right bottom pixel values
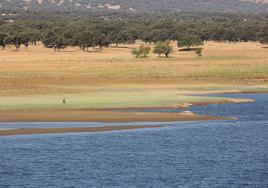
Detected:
left=0, top=109, right=227, bottom=123
left=0, top=125, right=162, bottom=136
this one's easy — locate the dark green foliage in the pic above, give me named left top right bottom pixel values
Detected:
left=74, top=31, right=94, bottom=51
left=177, top=35, right=203, bottom=50
left=63, top=26, right=82, bottom=47
left=258, top=28, right=268, bottom=46
left=150, top=29, right=170, bottom=43
left=3, top=35, right=15, bottom=47
left=92, top=32, right=110, bottom=49
left=0, top=12, right=267, bottom=52
left=41, top=31, right=68, bottom=51
left=109, top=30, right=134, bottom=47
left=21, top=30, right=41, bottom=45
left=153, top=41, right=173, bottom=57
left=3, top=34, right=28, bottom=50
left=41, top=31, right=58, bottom=49
left=223, top=29, right=239, bottom=43
left=0, top=32, right=7, bottom=48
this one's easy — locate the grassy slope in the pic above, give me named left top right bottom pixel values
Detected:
left=0, top=41, right=267, bottom=110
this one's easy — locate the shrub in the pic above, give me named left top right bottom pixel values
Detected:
left=131, top=44, right=151, bottom=58
left=153, top=41, right=173, bottom=57
left=195, top=48, right=203, bottom=57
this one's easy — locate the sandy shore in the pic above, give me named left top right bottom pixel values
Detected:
left=0, top=125, right=162, bottom=136
left=0, top=109, right=227, bottom=123
left=174, top=98, right=255, bottom=108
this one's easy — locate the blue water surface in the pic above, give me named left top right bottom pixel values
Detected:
left=0, top=94, right=267, bottom=188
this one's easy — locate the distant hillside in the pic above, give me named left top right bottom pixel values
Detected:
left=0, top=0, right=268, bottom=14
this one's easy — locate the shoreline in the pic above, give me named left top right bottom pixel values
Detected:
left=0, top=110, right=228, bottom=123
left=0, top=93, right=259, bottom=136
left=0, top=96, right=254, bottom=123
left=0, top=125, right=162, bottom=136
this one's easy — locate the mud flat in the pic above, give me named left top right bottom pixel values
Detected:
left=0, top=109, right=227, bottom=123
left=0, top=125, right=162, bottom=136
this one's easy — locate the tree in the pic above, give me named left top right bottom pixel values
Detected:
left=92, top=31, right=110, bottom=49
left=3, top=34, right=23, bottom=50
left=41, top=31, right=57, bottom=50
left=74, top=31, right=94, bottom=51
left=177, top=34, right=203, bottom=50
left=223, top=29, right=239, bottom=43
left=126, top=28, right=140, bottom=42
left=0, top=33, right=7, bottom=48
left=63, top=25, right=81, bottom=47
left=3, top=35, right=15, bottom=47
left=109, top=30, right=134, bottom=47
left=23, top=30, right=41, bottom=45
left=257, top=28, right=268, bottom=46
left=41, top=31, right=68, bottom=51
left=131, top=44, right=151, bottom=58
left=21, top=35, right=30, bottom=48
left=150, top=29, right=170, bottom=43
left=153, top=41, right=173, bottom=58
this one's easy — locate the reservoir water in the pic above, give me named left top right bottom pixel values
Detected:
left=0, top=94, right=267, bottom=187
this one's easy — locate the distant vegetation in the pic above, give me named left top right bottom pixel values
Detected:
left=0, top=13, right=268, bottom=51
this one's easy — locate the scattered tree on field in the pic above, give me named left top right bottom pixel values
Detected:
left=153, top=41, right=173, bottom=58
left=131, top=44, right=151, bottom=58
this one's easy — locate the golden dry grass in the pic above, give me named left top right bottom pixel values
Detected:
left=0, top=41, right=267, bottom=83
left=0, top=41, right=267, bottom=110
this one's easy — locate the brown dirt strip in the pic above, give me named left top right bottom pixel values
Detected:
left=0, top=109, right=228, bottom=123
left=0, top=125, right=162, bottom=136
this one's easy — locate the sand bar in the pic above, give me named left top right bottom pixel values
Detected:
left=0, top=125, right=162, bottom=136
left=0, top=109, right=227, bottom=123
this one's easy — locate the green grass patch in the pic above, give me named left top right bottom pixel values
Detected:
left=0, top=91, right=227, bottom=110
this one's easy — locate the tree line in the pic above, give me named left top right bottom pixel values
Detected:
left=0, top=18, right=267, bottom=51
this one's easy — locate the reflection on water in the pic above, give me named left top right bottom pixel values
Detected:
left=0, top=94, right=267, bottom=187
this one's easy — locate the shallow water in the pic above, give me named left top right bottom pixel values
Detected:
left=0, top=94, right=267, bottom=187
left=0, top=121, right=169, bottom=130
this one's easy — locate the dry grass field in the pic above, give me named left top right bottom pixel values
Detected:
left=0, top=41, right=267, bottom=110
